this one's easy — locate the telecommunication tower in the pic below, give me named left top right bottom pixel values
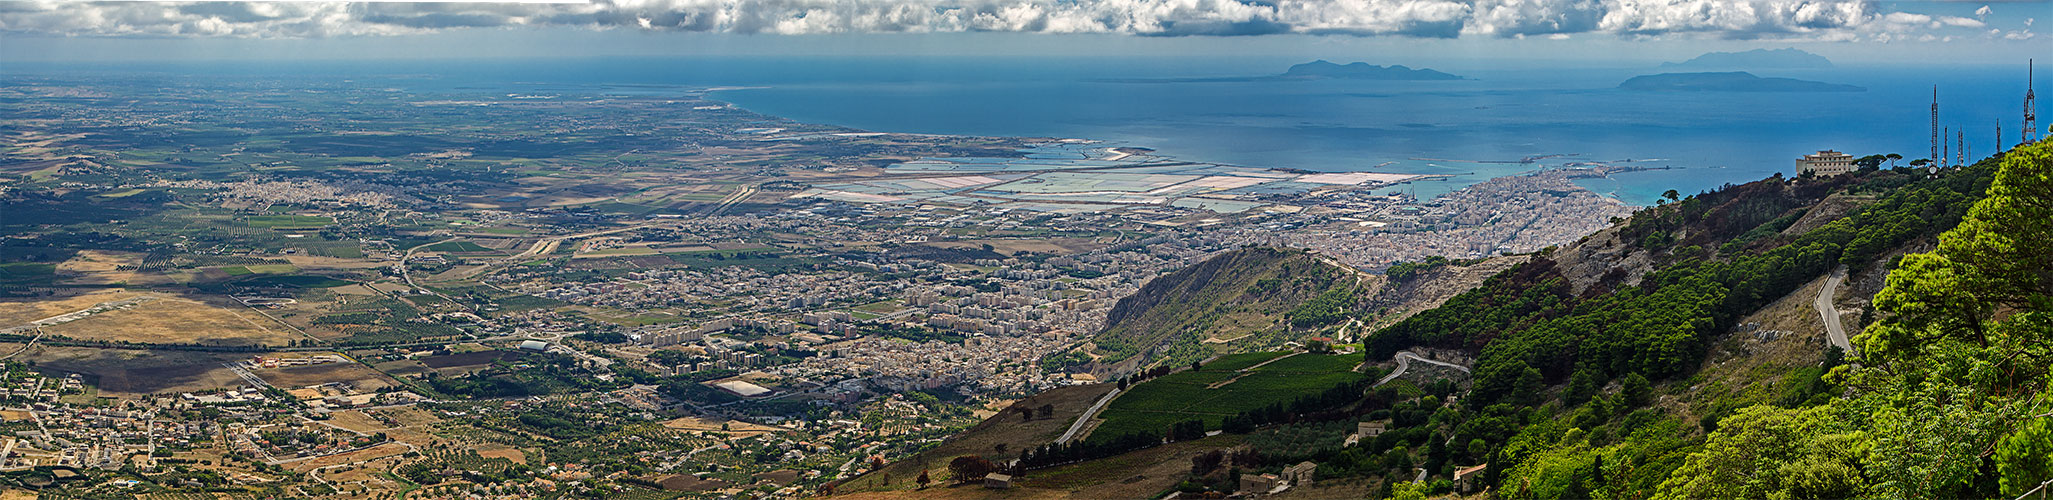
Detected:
left=1932, top=86, right=1941, bottom=165
left=2027, top=59, right=2039, bottom=144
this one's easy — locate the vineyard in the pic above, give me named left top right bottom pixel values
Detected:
left=1088, top=352, right=1368, bottom=442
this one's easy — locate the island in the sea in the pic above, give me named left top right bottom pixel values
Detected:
left=1101, top=60, right=1465, bottom=83
left=1619, top=72, right=1864, bottom=92
left=1661, top=48, right=1834, bottom=69
left=1280, top=60, right=1466, bottom=80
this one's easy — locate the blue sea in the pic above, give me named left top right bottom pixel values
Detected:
left=12, top=57, right=2038, bottom=205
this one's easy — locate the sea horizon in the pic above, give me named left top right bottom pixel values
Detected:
left=9, top=56, right=2037, bottom=205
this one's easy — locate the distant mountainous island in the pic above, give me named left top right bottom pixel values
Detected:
left=1620, top=72, right=1864, bottom=92
left=1280, top=60, right=1466, bottom=80
left=1661, top=48, right=1834, bottom=69
left=1100, top=60, right=1465, bottom=83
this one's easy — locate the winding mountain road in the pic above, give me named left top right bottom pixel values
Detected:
left=1816, top=268, right=1856, bottom=357
left=1375, top=351, right=1470, bottom=387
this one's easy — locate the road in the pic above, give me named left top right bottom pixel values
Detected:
left=458, top=222, right=662, bottom=280
left=0, top=327, right=46, bottom=361
left=224, top=362, right=275, bottom=390
left=395, top=237, right=473, bottom=313
left=1816, top=268, right=1856, bottom=357
left=230, top=296, right=323, bottom=345
left=1374, top=351, right=1471, bottom=387
left=1055, top=388, right=1121, bottom=444
left=709, top=185, right=757, bottom=215
left=1336, top=318, right=1364, bottom=343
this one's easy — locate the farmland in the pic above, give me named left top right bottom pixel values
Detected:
left=42, top=296, right=295, bottom=346
left=1085, top=352, right=1366, bottom=442
left=247, top=215, right=336, bottom=228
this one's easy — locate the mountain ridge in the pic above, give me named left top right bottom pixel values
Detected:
left=1619, top=71, right=1864, bottom=92
left=1661, top=48, right=1835, bottom=69
left=1282, top=60, right=1467, bottom=80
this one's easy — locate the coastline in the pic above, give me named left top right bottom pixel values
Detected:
left=704, top=86, right=1670, bottom=208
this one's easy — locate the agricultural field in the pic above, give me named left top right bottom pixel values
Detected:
left=34, top=292, right=305, bottom=347
left=1197, top=351, right=1289, bottom=371
left=50, top=250, right=161, bottom=285
left=661, top=416, right=792, bottom=438
left=19, top=346, right=249, bottom=396
left=1086, top=352, right=1366, bottom=443
left=246, top=215, right=335, bottom=228
left=254, top=359, right=401, bottom=392
left=0, top=289, right=148, bottom=325
left=0, top=262, right=56, bottom=288
left=834, top=384, right=1116, bottom=497
left=423, top=240, right=496, bottom=253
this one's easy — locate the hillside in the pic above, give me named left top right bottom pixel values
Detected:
left=854, top=142, right=2048, bottom=500
left=1332, top=145, right=2030, bottom=498
left=1077, top=247, right=1517, bottom=377
left=1081, top=247, right=1351, bottom=375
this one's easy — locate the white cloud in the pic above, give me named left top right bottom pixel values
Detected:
left=0, top=0, right=2024, bottom=41
left=1936, top=15, right=1983, bottom=28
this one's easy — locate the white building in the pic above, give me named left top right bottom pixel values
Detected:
left=1797, top=150, right=1856, bottom=176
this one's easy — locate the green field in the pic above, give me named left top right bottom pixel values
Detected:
left=246, top=215, right=335, bottom=228
left=1247, top=352, right=1362, bottom=373
left=424, top=241, right=495, bottom=253
left=1198, top=351, right=1289, bottom=371
left=1088, top=352, right=1365, bottom=443
left=0, top=262, right=57, bottom=286
left=0, top=263, right=56, bottom=276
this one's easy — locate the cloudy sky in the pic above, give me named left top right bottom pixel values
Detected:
left=0, top=0, right=2043, bottom=62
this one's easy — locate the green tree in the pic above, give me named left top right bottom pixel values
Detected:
left=1391, top=480, right=1432, bottom=500
left=1563, top=369, right=1600, bottom=407
left=947, top=455, right=996, bottom=483
left=1996, top=416, right=2053, bottom=498
left=1839, top=140, right=2053, bottom=498
left=1654, top=405, right=1868, bottom=500
left=1620, top=373, right=1652, bottom=408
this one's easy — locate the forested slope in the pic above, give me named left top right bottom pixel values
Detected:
left=1361, top=142, right=2046, bottom=498
left=860, top=143, right=2049, bottom=500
